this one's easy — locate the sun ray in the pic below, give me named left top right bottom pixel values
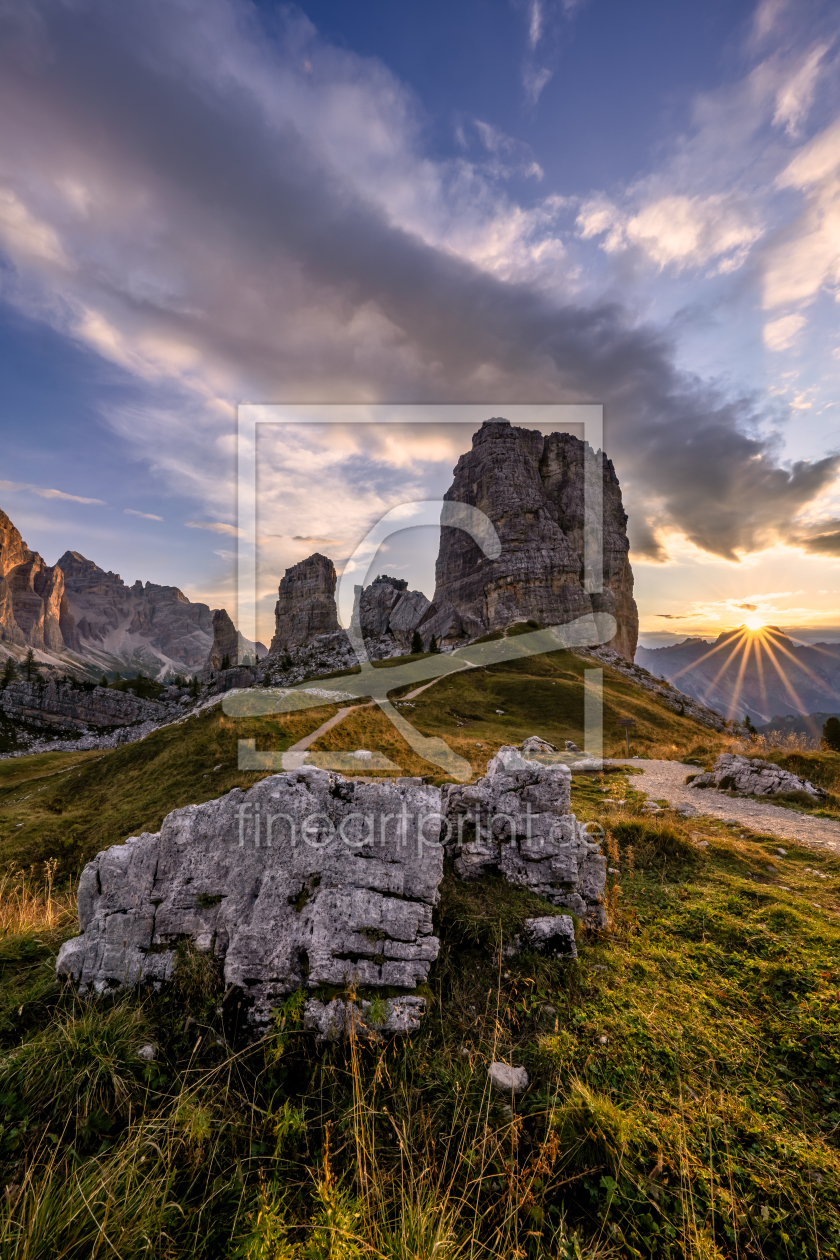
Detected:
left=760, top=638, right=810, bottom=715
left=696, top=630, right=750, bottom=707
left=725, top=632, right=756, bottom=722
left=670, top=630, right=749, bottom=681
left=753, top=637, right=771, bottom=721
left=763, top=632, right=840, bottom=705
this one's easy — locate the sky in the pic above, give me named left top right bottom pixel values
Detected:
left=0, top=0, right=838, bottom=649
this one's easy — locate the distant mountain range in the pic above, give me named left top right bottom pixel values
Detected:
left=756, top=711, right=840, bottom=739
left=636, top=627, right=840, bottom=724
left=0, top=508, right=264, bottom=679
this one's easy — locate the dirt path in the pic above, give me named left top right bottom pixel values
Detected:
left=613, top=758, right=840, bottom=853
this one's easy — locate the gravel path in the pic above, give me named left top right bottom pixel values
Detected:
left=612, top=759, right=840, bottom=853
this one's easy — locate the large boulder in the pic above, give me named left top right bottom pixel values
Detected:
left=442, top=745, right=606, bottom=925
left=690, top=753, right=825, bottom=800
left=57, top=768, right=445, bottom=1024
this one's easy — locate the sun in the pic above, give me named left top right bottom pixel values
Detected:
left=743, top=612, right=767, bottom=632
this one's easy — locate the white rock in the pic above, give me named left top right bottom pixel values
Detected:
left=488, top=1062, right=529, bottom=1094
left=137, top=1044, right=156, bottom=1061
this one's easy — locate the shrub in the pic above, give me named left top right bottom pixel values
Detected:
left=823, top=715, right=840, bottom=753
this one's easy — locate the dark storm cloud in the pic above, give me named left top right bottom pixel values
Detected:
left=0, top=0, right=837, bottom=562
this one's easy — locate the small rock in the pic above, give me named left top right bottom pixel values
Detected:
left=543, top=1003, right=557, bottom=1016
left=598, top=1035, right=608, bottom=1045
left=460, top=1046, right=470, bottom=1057
left=137, top=1044, right=156, bottom=1061
left=496, top=709, right=505, bottom=715
left=590, top=965, right=608, bottom=972
left=499, top=1102, right=513, bottom=1120
left=488, top=1062, right=529, bottom=1094
left=777, top=848, right=787, bottom=856
left=608, top=867, right=620, bottom=875
left=213, top=764, right=222, bottom=771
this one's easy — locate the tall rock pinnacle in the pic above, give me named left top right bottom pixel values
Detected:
left=270, top=553, right=340, bottom=653
left=423, top=419, right=638, bottom=659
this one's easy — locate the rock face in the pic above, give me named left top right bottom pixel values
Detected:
left=303, top=995, right=427, bottom=1043
left=57, top=550, right=221, bottom=674
left=442, top=745, right=606, bottom=926
left=690, top=753, right=825, bottom=800
left=57, top=768, right=445, bottom=1023
left=270, top=554, right=341, bottom=654
left=421, top=420, right=638, bottom=660
left=207, top=609, right=239, bottom=670
left=359, top=576, right=430, bottom=652
left=0, top=509, right=77, bottom=653
left=0, top=679, right=167, bottom=732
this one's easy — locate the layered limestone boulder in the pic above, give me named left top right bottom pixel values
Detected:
left=442, top=744, right=606, bottom=926
left=0, top=679, right=167, bottom=732
left=690, top=753, right=825, bottom=800
left=57, top=768, right=445, bottom=1024
left=270, top=554, right=341, bottom=654
left=56, top=742, right=603, bottom=1026
left=420, top=420, right=638, bottom=659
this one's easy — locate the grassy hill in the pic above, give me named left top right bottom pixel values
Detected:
left=1, top=647, right=731, bottom=875
left=4, top=647, right=838, bottom=1257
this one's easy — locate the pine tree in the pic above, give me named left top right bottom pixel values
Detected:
left=823, top=716, right=840, bottom=753
left=1, top=656, right=16, bottom=690
left=100, top=674, right=109, bottom=688
left=411, top=630, right=423, bottom=654
left=24, top=648, right=37, bottom=681
left=221, top=653, right=231, bottom=671
left=429, top=635, right=439, bottom=654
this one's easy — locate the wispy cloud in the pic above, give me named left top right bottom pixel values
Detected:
left=0, top=479, right=105, bottom=506
left=124, top=508, right=163, bottom=521
left=185, top=521, right=243, bottom=537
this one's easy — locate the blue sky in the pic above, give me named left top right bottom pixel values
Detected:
left=0, top=0, right=838, bottom=646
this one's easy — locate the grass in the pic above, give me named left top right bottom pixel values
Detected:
left=0, top=772, right=837, bottom=1256
left=0, top=650, right=837, bottom=1255
left=0, top=649, right=733, bottom=876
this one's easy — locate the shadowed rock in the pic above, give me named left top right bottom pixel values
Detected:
left=207, top=608, right=238, bottom=670
left=690, top=752, right=825, bottom=800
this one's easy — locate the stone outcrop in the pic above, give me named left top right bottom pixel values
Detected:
left=420, top=420, right=638, bottom=659
left=0, top=678, right=167, bottom=732
left=359, top=576, right=430, bottom=652
left=207, top=609, right=239, bottom=670
left=442, top=744, right=606, bottom=925
left=57, top=768, right=445, bottom=1024
left=690, top=753, right=825, bottom=800
left=303, top=995, right=427, bottom=1043
left=505, top=915, right=577, bottom=960
left=270, top=554, right=341, bottom=654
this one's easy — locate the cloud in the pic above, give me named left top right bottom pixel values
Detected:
left=0, top=0, right=835, bottom=572
left=292, top=535, right=339, bottom=544
left=578, top=193, right=762, bottom=273
left=656, top=613, right=687, bottom=619
left=735, top=602, right=759, bottom=611
left=772, top=43, right=830, bottom=137
left=764, top=312, right=806, bottom=350
left=185, top=521, right=243, bottom=537
left=0, top=479, right=105, bottom=505
left=799, top=521, right=840, bottom=555
left=124, top=508, right=163, bottom=520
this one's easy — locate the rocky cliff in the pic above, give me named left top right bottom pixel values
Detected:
left=0, top=678, right=167, bottom=733
left=0, top=509, right=78, bottom=653
left=206, top=608, right=239, bottom=670
left=420, top=420, right=638, bottom=659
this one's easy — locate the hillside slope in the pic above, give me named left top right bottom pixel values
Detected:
left=0, top=646, right=731, bottom=873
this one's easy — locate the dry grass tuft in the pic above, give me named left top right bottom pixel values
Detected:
left=0, top=861, right=75, bottom=938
